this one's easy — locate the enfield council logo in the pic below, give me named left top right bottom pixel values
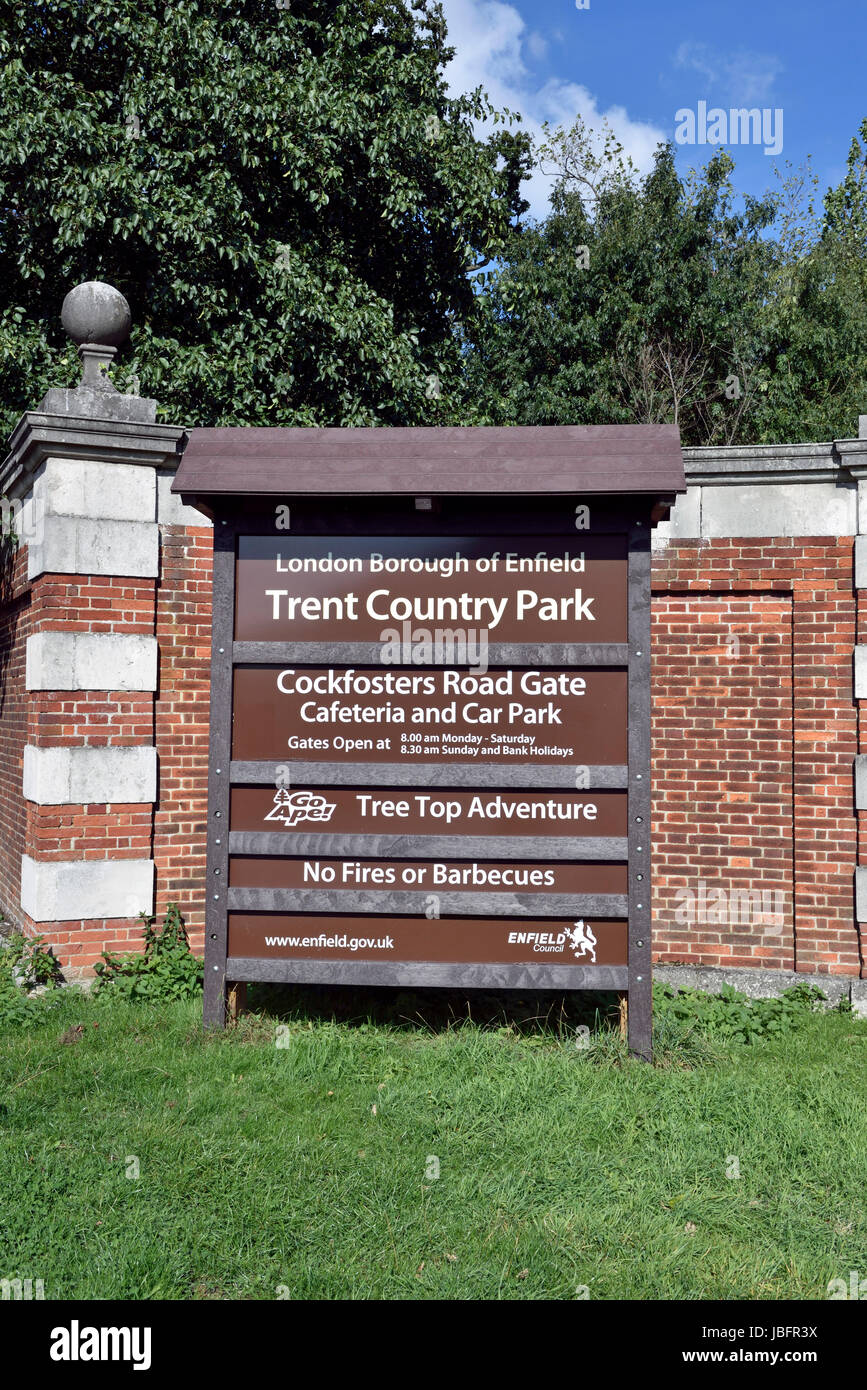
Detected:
left=265, top=789, right=336, bottom=828
left=508, top=920, right=598, bottom=960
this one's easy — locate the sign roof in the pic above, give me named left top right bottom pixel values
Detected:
left=172, top=424, right=686, bottom=499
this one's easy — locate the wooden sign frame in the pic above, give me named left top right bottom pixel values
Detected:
left=174, top=426, right=685, bottom=1061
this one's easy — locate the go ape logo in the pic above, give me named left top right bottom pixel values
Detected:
left=674, top=881, right=785, bottom=929
left=264, top=788, right=336, bottom=829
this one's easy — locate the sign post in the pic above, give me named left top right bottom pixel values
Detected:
left=173, top=426, right=684, bottom=1058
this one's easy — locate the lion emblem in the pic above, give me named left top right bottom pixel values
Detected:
left=564, top=919, right=597, bottom=963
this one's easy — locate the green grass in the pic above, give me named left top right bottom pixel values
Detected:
left=1, top=987, right=865, bottom=1300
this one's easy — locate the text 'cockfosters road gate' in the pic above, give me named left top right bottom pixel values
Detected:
left=172, top=425, right=686, bottom=1058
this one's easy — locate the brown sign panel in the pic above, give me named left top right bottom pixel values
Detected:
left=229, top=856, right=628, bottom=895
left=232, top=666, right=627, bottom=764
left=190, top=438, right=669, bottom=1059
left=227, top=914, right=628, bottom=965
left=230, top=787, right=628, bottom=838
left=235, top=536, right=628, bottom=643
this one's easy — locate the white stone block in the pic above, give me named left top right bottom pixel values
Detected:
left=157, top=470, right=213, bottom=527
left=18, top=491, right=43, bottom=544
left=1, top=492, right=43, bottom=544
left=856, top=536, right=867, bottom=589
left=699, top=482, right=856, bottom=538
left=23, top=745, right=156, bottom=806
left=36, top=457, right=155, bottom=522
left=27, top=516, right=158, bottom=580
left=651, top=487, right=701, bottom=548
left=856, top=867, right=867, bottom=923
left=26, top=633, right=158, bottom=691
left=20, top=854, right=154, bottom=922
left=856, top=647, right=867, bottom=701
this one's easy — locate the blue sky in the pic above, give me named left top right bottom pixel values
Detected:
left=440, top=0, right=867, bottom=221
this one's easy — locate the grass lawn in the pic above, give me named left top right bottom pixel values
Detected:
left=1, top=987, right=866, bottom=1300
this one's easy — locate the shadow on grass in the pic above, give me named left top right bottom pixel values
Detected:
left=248, top=981, right=621, bottom=1034
left=237, top=984, right=722, bottom=1067
left=246, top=982, right=622, bottom=1036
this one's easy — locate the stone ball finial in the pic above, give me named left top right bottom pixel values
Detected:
left=61, top=281, right=131, bottom=348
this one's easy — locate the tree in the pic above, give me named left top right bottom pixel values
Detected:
left=465, top=127, right=778, bottom=445
left=466, top=117, right=867, bottom=446
left=0, top=0, right=530, bottom=437
left=751, top=122, right=867, bottom=444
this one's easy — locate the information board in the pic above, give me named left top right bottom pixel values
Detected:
left=200, top=498, right=653, bottom=1057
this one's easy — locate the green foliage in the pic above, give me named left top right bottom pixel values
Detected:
left=653, top=980, right=829, bottom=1045
left=0, top=0, right=530, bottom=437
left=466, top=138, right=778, bottom=442
left=755, top=121, right=867, bottom=444
left=467, top=118, right=867, bottom=445
left=93, top=903, right=203, bottom=1002
left=0, top=927, right=61, bottom=1026
left=563, top=1014, right=722, bottom=1068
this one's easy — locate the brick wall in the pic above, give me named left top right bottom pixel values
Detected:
left=153, top=524, right=213, bottom=948
left=1, top=517, right=864, bottom=980
left=651, top=537, right=860, bottom=976
left=0, top=542, right=31, bottom=934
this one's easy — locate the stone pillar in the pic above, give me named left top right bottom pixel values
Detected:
left=837, top=416, right=867, bottom=936
left=0, top=282, right=183, bottom=976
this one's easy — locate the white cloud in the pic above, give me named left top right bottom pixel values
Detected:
left=675, top=41, right=784, bottom=105
left=674, top=40, right=717, bottom=87
left=440, top=0, right=666, bottom=219
left=526, top=31, right=548, bottom=62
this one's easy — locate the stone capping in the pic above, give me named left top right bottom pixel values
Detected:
left=4, top=419, right=866, bottom=502
left=836, top=438, right=867, bottom=479
left=0, top=411, right=185, bottom=501
left=682, top=438, right=865, bottom=486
